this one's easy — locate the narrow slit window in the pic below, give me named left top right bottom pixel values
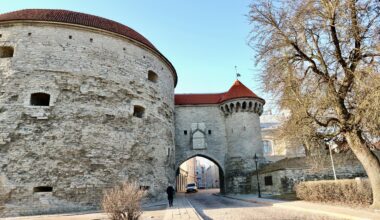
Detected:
left=208, top=130, right=212, bottom=135
left=30, top=93, right=50, bottom=106
left=148, top=70, right=158, bottom=83
left=184, top=130, right=188, bottom=135
left=0, top=46, right=14, bottom=58
left=133, top=105, right=145, bottom=118
left=33, top=186, right=53, bottom=193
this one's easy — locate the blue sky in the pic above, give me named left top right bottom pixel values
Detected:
left=0, top=0, right=268, bottom=100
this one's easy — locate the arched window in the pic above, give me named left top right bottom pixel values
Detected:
left=249, top=102, right=253, bottom=110
left=148, top=70, right=158, bottom=83
left=30, top=93, right=50, bottom=106
left=225, top=105, right=230, bottom=113
left=236, top=102, right=241, bottom=112
left=263, top=140, right=273, bottom=156
left=230, top=103, right=234, bottom=112
left=133, top=105, right=145, bottom=118
left=242, top=102, right=247, bottom=110
left=0, top=46, right=14, bottom=58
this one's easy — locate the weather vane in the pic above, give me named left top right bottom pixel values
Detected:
left=235, top=66, right=241, bottom=79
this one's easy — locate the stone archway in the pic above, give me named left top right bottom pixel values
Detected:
left=175, top=153, right=225, bottom=194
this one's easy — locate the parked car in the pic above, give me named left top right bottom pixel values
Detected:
left=186, top=183, right=198, bottom=193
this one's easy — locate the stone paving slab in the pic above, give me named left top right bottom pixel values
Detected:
left=0, top=195, right=201, bottom=220
left=222, top=194, right=380, bottom=220
left=163, top=194, right=202, bottom=220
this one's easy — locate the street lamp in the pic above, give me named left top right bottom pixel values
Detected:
left=254, top=153, right=261, bottom=198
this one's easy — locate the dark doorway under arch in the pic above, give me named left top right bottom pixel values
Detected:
left=176, top=155, right=225, bottom=194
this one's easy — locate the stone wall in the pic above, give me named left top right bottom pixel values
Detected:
left=0, top=23, right=176, bottom=216
left=251, top=153, right=369, bottom=195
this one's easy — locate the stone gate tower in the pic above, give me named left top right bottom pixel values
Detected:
left=219, top=80, right=265, bottom=193
left=175, top=80, right=265, bottom=194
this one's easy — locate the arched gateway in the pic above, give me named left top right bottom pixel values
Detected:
left=175, top=153, right=226, bottom=193
left=174, top=80, right=265, bottom=194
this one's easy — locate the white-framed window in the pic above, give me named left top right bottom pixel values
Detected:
left=263, top=140, right=273, bottom=156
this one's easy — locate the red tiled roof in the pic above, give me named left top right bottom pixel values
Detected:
left=175, top=80, right=264, bottom=105
left=219, top=80, right=260, bottom=102
left=0, top=9, right=178, bottom=86
left=175, top=93, right=224, bottom=105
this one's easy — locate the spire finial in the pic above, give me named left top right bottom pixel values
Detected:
left=235, top=66, right=241, bottom=79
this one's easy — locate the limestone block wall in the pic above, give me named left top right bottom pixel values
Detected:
left=0, top=23, right=175, bottom=216
left=252, top=156, right=368, bottom=195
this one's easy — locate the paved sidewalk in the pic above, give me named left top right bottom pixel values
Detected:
left=221, top=193, right=380, bottom=220
left=1, top=195, right=201, bottom=220
left=163, top=194, right=202, bottom=220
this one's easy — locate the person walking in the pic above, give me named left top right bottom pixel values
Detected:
left=166, top=184, right=175, bottom=207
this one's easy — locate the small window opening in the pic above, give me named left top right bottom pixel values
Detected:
left=133, top=105, right=145, bottom=118
left=242, top=102, right=247, bottom=110
left=123, top=48, right=126, bottom=51
left=264, top=176, right=273, bottom=186
left=184, top=130, right=188, bottom=135
left=148, top=70, right=158, bottom=83
left=208, top=130, right=212, bottom=135
left=30, top=93, right=50, bottom=106
left=33, top=186, right=53, bottom=193
left=28, top=33, right=32, bottom=36
left=167, top=148, right=170, bottom=156
left=0, top=34, right=2, bottom=38
left=90, top=38, right=93, bottom=42
left=140, top=186, right=150, bottom=191
left=69, top=35, right=72, bottom=39
left=0, top=46, right=14, bottom=58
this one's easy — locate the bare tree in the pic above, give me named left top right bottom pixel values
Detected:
left=102, top=182, right=146, bottom=220
left=249, top=0, right=380, bottom=208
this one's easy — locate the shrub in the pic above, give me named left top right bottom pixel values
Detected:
left=102, top=182, right=146, bottom=220
left=295, top=179, right=372, bottom=206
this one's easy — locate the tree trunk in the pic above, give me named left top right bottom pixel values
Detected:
left=345, top=130, right=380, bottom=209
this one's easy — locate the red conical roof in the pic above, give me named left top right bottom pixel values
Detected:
left=175, top=80, right=264, bottom=105
left=219, top=80, right=260, bottom=102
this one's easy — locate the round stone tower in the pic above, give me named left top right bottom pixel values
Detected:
left=219, top=80, right=265, bottom=193
left=0, top=9, right=177, bottom=215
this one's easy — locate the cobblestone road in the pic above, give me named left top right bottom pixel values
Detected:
left=186, top=189, right=342, bottom=220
